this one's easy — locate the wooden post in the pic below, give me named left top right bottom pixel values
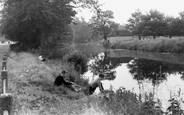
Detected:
left=0, top=55, right=13, bottom=115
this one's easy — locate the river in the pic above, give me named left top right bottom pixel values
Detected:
left=75, top=42, right=184, bottom=112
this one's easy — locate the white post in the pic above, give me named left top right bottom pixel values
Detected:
left=3, top=110, right=8, bottom=115
left=3, top=79, right=6, bottom=94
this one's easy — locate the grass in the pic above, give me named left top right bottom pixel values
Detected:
left=7, top=52, right=88, bottom=115
left=5, top=51, right=166, bottom=115
left=110, top=36, right=184, bottom=54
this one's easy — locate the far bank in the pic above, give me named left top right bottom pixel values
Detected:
left=105, top=36, right=184, bottom=54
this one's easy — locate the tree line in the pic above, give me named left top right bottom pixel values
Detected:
left=126, top=9, right=184, bottom=39
left=0, top=0, right=119, bottom=56
left=2, top=0, right=184, bottom=57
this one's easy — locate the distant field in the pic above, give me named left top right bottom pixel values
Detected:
left=108, top=36, right=137, bottom=43
left=109, top=36, right=184, bottom=44
left=110, top=36, right=184, bottom=53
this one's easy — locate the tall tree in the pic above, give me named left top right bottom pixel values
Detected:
left=141, top=10, right=167, bottom=38
left=0, top=0, right=76, bottom=55
left=89, top=10, right=114, bottom=40
left=75, top=0, right=115, bottom=40
left=126, top=9, right=143, bottom=36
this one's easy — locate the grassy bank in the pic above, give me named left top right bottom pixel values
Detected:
left=6, top=52, right=165, bottom=115
left=110, top=37, right=184, bottom=54
left=6, top=52, right=89, bottom=115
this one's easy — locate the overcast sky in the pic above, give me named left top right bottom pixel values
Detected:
left=76, top=0, right=184, bottom=24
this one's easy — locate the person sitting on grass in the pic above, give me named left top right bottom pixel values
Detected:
left=87, top=73, right=105, bottom=95
left=54, top=70, right=75, bottom=91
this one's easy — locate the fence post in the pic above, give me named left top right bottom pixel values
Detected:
left=0, top=55, right=13, bottom=115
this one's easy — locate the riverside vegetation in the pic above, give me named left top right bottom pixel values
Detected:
left=107, top=37, right=184, bottom=54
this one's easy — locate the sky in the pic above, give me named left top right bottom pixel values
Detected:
left=76, top=0, right=184, bottom=24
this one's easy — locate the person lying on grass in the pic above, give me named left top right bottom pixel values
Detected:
left=54, top=70, right=75, bottom=91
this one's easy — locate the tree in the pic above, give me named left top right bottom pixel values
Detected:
left=165, top=16, right=175, bottom=38
left=70, top=17, right=93, bottom=43
left=140, top=10, right=167, bottom=39
left=164, top=12, right=184, bottom=38
left=0, top=0, right=76, bottom=55
left=126, top=9, right=143, bottom=36
left=169, top=18, right=184, bottom=36
left=89, top=10, right=115, bottom=40
left=75, top=0, right=116, bottom=40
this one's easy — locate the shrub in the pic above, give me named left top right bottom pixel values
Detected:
left=97, top=88, right=140, bottom=115
left=10, top=42, right=28, bottom=52
left=63, top=51, right=88, bottom=74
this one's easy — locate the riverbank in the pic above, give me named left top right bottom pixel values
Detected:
left=6, top=52, right=90, bottom=115
left=109, top=37, right=184, bottom=54
left=5, top=51, right=166, bottom=115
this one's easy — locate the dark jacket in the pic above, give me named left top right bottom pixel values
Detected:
left=54, top=74, right=72, bottom=86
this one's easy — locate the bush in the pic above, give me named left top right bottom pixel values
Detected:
left=46, top=46, right=74, bottom=59
left=63, top=51, right=88, bottom=74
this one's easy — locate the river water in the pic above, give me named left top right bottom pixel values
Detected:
left=75, top=43, right=184, bottom=112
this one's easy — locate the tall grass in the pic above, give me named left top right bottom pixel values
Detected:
left=7, top=52, right=87, bottom=115
left=111, top=37, right=184, bottom=53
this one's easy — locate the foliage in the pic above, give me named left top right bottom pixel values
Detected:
left=139, top=93, right=163, bottom=115
left=63, top=50, right=88, bottom=74
left=89, top=10, right=115, bottom=40
left=126, top=9, right=143, bottom=35
left=99, top=88, right=140, bottom=115
left=0, top=0, right=76, bottom=55
left=166, top=98, right=184, bottom=115
left=126, top=9, right=184, bottom=38
left=76, top=0, right=118, bottom=40
left=70, top=17, right=93, bottom=43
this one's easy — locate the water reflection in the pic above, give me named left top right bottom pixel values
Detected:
left=89, top=51, right=133, bottom=80
left=89, top=52, right=184, bottom=85
left=86, top=52, right=184, bottom=111
left=127, top=58, right=184, bottom=86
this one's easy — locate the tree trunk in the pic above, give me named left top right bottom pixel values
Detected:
left=103, top=34, right=107, bottom=40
